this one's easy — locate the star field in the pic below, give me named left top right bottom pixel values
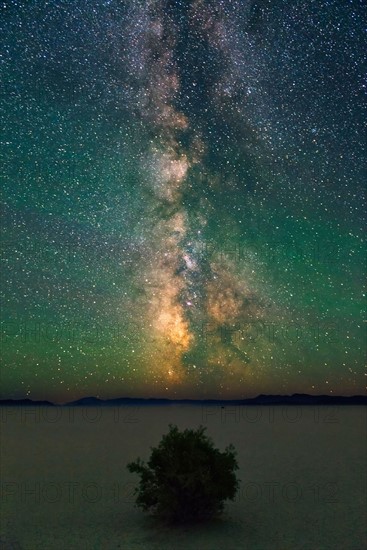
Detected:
left=1, top=0, right=366, bottom=402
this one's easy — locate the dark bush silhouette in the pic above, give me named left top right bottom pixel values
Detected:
left=127, top=424, right=240, bottom=524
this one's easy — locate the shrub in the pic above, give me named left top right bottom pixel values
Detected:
left=127, top=424, right=240, bottom=524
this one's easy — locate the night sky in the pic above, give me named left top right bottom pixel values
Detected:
left=1, top=0, right=366, bottom=403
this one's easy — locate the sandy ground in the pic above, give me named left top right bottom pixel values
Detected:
left=0, top=404, right=366, bottom=550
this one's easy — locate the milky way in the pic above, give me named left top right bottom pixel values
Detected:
left=1, top=0, right=365, bottom=402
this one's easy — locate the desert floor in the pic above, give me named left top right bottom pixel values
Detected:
left=0, top=404, right=366, bottom=549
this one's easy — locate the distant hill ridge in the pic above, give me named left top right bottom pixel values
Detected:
left=0, top=394, right=366, bottom=406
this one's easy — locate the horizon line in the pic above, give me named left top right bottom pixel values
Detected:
left=0, top=393, right=366, bottom=406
